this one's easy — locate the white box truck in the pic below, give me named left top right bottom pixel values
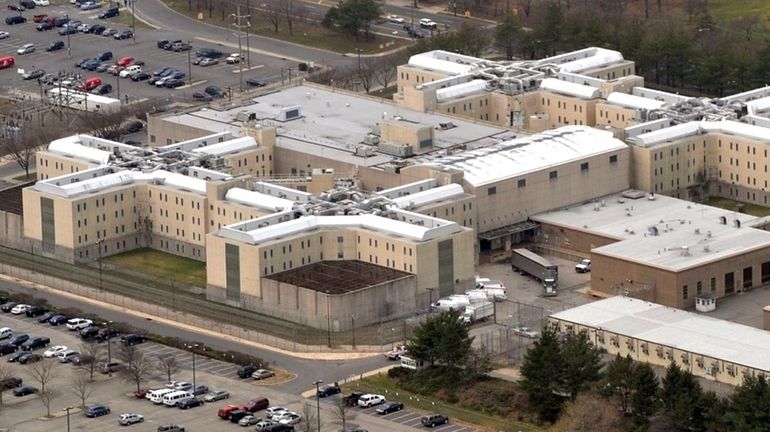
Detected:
left=511, top=248, right=558, bottom=296
left=460, top=302, right=494, bottom=324
left=431, top=295, right=470, bottom=312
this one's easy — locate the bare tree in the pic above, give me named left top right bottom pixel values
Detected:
left=282, top=0, right=303, bottom=36
left=71, top=372, right=94, bottom=408
left=262, top=1, right=283, bottom=32
left=373, top=54, right=401, bottom=92
left=78, top=341, right=103, bottom=381
left=0, top=362, right=13, bottom=410
left=330, top=395, right=357, bottom=431
left=27, top=360, right=56, bottom=417
left=356, top=59, right=377, bottom=93
left=298, top=402, right=319, bottom=432
left=120, top=344, right=153, bottom=392
left=156, top=354, right=181, bottom=382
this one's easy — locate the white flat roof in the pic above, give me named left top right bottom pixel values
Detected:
left=540, top=78, right=600, bottom=99
left=435, top=80, right=488, bottom=102
left=34, top=169, right=207, bottom=197
left=407, top=50, right=481, bottom=76
left=631, top=120, right=770, bottom=148
left=606, top=92, right=666, bottom=111
left=532, top=192, right=770, bottom=271
left=190, top=136, right=258, bottom=156
left=225, top=188, right=295, bottom=212
left=425, top=126, right=627, bottom=187
left=218, top=213, right=463, bottom=244
left=390, top=184, right=466, bottom=210
left=48, top=136, right=111, bottom=165
left=552, top=296, right=770, bottom=373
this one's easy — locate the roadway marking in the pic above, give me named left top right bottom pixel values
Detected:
left=231, top=64, right=264, bottom=73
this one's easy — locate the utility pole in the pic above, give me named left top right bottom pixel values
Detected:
left=187, top=40, right=192, bottom=85
left=245, top=0, right=251, bottom=67
left=131, top=0, right=137, bottom=44
left=231, top=4, right=250, bottom=93
left=65, top=14, right=71, bottom=58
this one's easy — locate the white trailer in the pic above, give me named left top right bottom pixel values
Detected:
left=460, top=302, right=494, bottom=324
left=431, top=295, right=470, bottom=312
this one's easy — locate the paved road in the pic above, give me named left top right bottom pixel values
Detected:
left=133, top=0, right=354, bottom=67
left=0, top=277, right=392, bottom=395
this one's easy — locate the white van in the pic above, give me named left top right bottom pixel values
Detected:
left=162, top=390, right=193, bottom=407
left=148, top=388, right=175, bottom=404
left=0, top=327, right=11, bottom=339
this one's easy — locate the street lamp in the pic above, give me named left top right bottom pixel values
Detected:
left=351, top=315, right=356, bottom=349
left=63, top=406, right=75, bottom=432
left=325, top=290, right=331, bottom=348
left=186, top=343, right=200, bottom=389
left=312, top=380, right=323, bottom=432
left=96, top=239, right=104, bottom=291
left=106, top=320, right=113, bottom=372
left=131, top=0, right=138, bottom=44
left=186, top=40, right=192, bottom=85
left=354, top=48, right=362, bottom=72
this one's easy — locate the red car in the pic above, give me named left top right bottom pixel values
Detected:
left=116, top=56, right=134, bottom=67
left=33, top=14, right=48, bottom=23
left=217, top=404, right=247, bottom=419
left=76, top=77, right=102, bottom=92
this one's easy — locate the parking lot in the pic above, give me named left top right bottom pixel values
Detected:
left=0, top=308, right=473, bottom=431
left=0, top=3, right=298, bottom=101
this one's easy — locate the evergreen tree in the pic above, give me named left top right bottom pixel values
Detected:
left=602, top=354, right=635, bottom=414
left=560, top=331, right=602, bottom=400
left=630, top=362, right=659, bottom=419
left=494, top=12, right=521, bottom=60
left=724, top=375, right=770, bottom=431
left=519, top=325, right=566, bottom=422
left=406, top=310, right=473, bottom=370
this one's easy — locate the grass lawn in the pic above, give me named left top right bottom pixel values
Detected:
left=160, top=0, right=410, bottom=54
left=709, top=1, right=770, bottom=23
left=702, top=196, right=770, bottom=217
left=115, top=9, right=154, bottom=30
left=104, top=248, right=206, bottom=287
left=347, top=374, right=542, bottom=432
left=12, top=172, right=35, bottom=182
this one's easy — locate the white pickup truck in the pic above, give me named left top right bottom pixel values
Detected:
left=575, top=259, right=592, bottom=273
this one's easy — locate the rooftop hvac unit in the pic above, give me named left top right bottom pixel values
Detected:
left=363, top=134, right=380, bottom=145
left=354, top=146, right=374, bottom=157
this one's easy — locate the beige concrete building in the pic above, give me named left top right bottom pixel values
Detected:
left=550, top=296, right=770, bottom=386
left=206, top=208, right=475, bottom=329
left=533, top=191, right=770, bottom=308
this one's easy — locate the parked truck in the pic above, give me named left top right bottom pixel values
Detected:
left=431, top=295, right=470, bottom=312
left=575, top=259, right=592, bottom=273
left=460, top=302, right=494, bottom=324
left=511, top=248, right=558, bottom=296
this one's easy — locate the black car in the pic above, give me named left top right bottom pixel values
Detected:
left=229, top=409, right=249, bottom=423
left=0, top=344, right=17, bottom=356
left=164, top=78, right=184, bottom=88
left=53, top=16, right=70, bottom=27
left=121, top=120, right=143, bottom=134
left=20, top=0, right=35, bottom=9
left=48, top=314, right=68, bottom=326
left=84, top=404, right=110, bottom=417
left=36, top=22, right=53, bottom=31
left=0, top=377, right=21, bottom=389
left=263, top=424, right=294, bottom=432
left=205, top=86, right=223, bottom=98
left=246, top=77, right=267, bottom=87
left=176, top=397, right=204, bottom=409
left=81, top=59, right=101, bottom=71
left=6, top=16, right=26, bottom=25
left=90, top=24, right=106, bottom=34
left=7, top=5, right=25, bottom=12
left=162, top=39, right=181, bottom=50
left=196, top=48, right=223, bottom=58
left=95, top=328, right=119, bottom=340
left=131, top=72, right=150, bottom=81
left=193, top=91, right=212, bottom=101
left=237, top=364, right=258, bottom=379
left=7, top=351, right=25, bottom=362
left=92, top=83, right=112, bottom=95
left=421, top=413, right=449, bottom=427
left=18, top=353, right=42, bottom=364
left=95, top=51, right=112, bottom=61
left=13, top=386, right=38, bottom=397
left=121, top=334, right=146, bottom=346
left=59, top=27, right=78, bottom=35
left=25, top=305, right=47, bottom=317
left=8, top=334, right=28, bottom=346
left=38, top=311, right=57, bottom=323
left=376, top=401, right=404, bottom=414
left=152, top=67, right=171, bottom=76
left=20, top=337, right=49, bottom=351
left=0, top=302, right=18, bottom=313
left=99, top=7, right=119, bottom=19
left=114, top=30, right=133, bottom=40
left=191, top=384, right=208, bottom=396
left=317, top=383, right=341, bottom=398
left=46, top=40, right=65, bottom=52
left=156, top=39, right=169, bottom=49
left=343, top=391, right=366, bottom=406
left=80, top=327, right=99, bottom=339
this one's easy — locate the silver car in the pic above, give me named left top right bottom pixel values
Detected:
left=17, top=43, right=35, bottom=55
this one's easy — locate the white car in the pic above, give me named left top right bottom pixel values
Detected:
left=173, top=381, right=192, bottom=391
left=278, top=413, right=302, bottom=425
left=272, top=411, right=298, bottom=422
left=43, top=345, right=68, bottom=358
left=266, top=406, right=288, bottom=419
left=17, top=44, right=35, bottom=55
left=225, top=53, right=242, bottom=64
left=57, top=349, right=79, bottom=363
left=34, top=0, right=50, bottom=5
left=164, top=380, right=181, bottom=389
left=387, top=14, right=404, bottom=23
left=10, top=304, right=31, bottom=315
left=119, top=65, right=141, bottom=78
left=0, top=32, right=9, bottom=40
left=513, top=324, right=540, bottom=339
left=66, top=318, right=93, bottom=331
left=357, top=394, right=385, bottom=408
left=419, top=18, right=437, bottom=28
left=118, top=412, right=144, bottom=426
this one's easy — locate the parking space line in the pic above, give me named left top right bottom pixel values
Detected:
left=388, top=412, right=417, bottom=421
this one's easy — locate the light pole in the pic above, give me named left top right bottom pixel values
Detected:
left=131, top=0, right=136, bottom=44
left=96, top=239, right=104, bottom=291
left=325, top=290, right=331, bottom=348
left=187, top=40, right=192, bottom=85
left=64, top=406, right=75, bottom=432
left=106, top=320, right=113, bottom=370
left=351, top=315, right=356, bottom=348
left=354, top=48, right=362, bottom=72
left=65, top=14, right=71, bottom=58
left=186, top=343, right=199, bottom=389
left=312, top=380, right=322, bottom=432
